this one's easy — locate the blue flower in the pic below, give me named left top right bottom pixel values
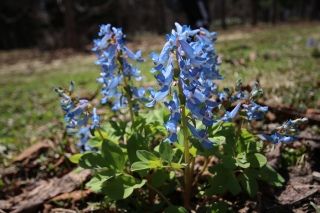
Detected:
left=91, top=108, right=100, bottom=129
left=259, top=132, right=296, bottom=144
left=55, top=83, right=100, bottom=151
left=148, top=23, right=240, bottom=146
left=221, top=103, right=241, bottom=122
left=259, top=118, right=307, bottom=144
left=276, top=118, right=308, bottom=134
left=93, top=24, right=145, bottom=111
left=187, top=123, right=213, bottom=149
left=164, top=91, right=181, bottom=143
left=77, top=127, right=93, bottom=151
left=243, top=102, right=268, bottom=120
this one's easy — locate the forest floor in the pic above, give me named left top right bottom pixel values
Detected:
left=0, top=22, right=320, bottom=212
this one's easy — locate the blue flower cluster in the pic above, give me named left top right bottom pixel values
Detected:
left=55, top=82, right=100, bottom=151
left=147, top=23, right=242, bottom=145
left=147, top=23, right=301, bottom=148
left=57, top=23, right=305, bottom=150
left=259, top=118, right=307, bottom=144
left=92, top=24, right=145, bottom=111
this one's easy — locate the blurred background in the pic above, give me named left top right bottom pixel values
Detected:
left=0, top=0, right=319, bottom=153
left=1, top=2, right=320, bottom=212
left=1, top=0, right=320, bottom=49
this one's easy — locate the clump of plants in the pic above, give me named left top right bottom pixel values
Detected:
left=56, top=23, right=306, bottom=211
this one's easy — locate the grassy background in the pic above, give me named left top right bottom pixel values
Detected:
left=0, top=23, right=319, bottom=153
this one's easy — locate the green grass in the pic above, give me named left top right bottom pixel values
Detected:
left=216, top=24, right=320, bottom=108
left=0, top=55, right=99, bottom=151
left=0, top=23, right=319, bottom=153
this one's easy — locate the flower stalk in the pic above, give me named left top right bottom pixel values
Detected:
left=117, top=52, right=135, bottom=123
left=177, top=64, right=192, bottom=209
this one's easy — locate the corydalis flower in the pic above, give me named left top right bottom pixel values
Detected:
left=148, top=23, right=234, bottom=145
left=243, top=102, right=268, bottom=121
left=220, top=103, right=241, bottom=122
left=259, top=118, right=307, bottom=144
left=55, top=82, right=100, bottom=151
left=164, top=91, right=181, bottom=142
left=93, top=24, right=145, bottom=111
left=230, top=81, right=267, bottom=121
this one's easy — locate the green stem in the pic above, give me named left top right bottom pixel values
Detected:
left=117, top=53, right=135, bottom=123
left=178, top=80, right=192, bottom=209
left=146, top=183, right=172, bottom=206
left=123, top=75, right=135, bottom=123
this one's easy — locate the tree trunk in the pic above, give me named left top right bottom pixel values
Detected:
left=64, top=0, right=78, bottom=49
left=311, top=0, right=320, bottom=20
left=251, top=0, right=258, bottom=26
left=220, top=0, right=227, bottom=29
left=271, top=0, right=277, bottom=24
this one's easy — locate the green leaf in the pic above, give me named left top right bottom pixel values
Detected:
left=164, top=205, right=187, bottom=213
left=208, top=121, right=223, bottom=136
left=69, top=153, right=83, bottom=164
left=131, top=161, right=151, bottom=171
left=143, top=108, right=167, bottom=124
left=221, top=155, right=236, bottom=170
left=149, top=160, right=163, bottom=168
left=247, top=153, right=267, bottom=168
left=227, top=172, right=242, bottom=195
left=86, top=170, right=116, bottom=192
left=215, top=123, right=237, bottom=155
left=169, top=171, right=175, bottom=179
left=239, top=169, right=258, bottom=197
left=109, top=120, right=127, bottom=137
left=151, top=169, right=170, bottom=187
left=101, top=140, right=125, bottom=171
left=257, top=165, right=284, bottom=187
left=101, top=174, right=146, bottom=200
left=131, top=160, right=163, bottom=171
left=86, top=176, right=105, bottom=192
left=236, top=152, right=250, bottom=169
left=238, top=128, right=263, bottom=153
left=79, top=152, right=105, bottom=169
left=136, top=150, right=159, bottom=162
left=171, top=162, right=183, bottom=170
left=189, top=146, right=197, bottom=157
left=127, top=133, right=148, bottom=164
left=87, top=137, right=103, bottom=148
left=211, top=136, right=226, bottom=145
left=207, top=165, right=241, bottom=196
left=206, top=165, right=226, bottom=195
left=310, top=202, right=320, bottom=213
left=159, top=142, right=174, bottom=162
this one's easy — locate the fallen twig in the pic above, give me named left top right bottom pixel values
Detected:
left=0, top=169, right=91, bottom=213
